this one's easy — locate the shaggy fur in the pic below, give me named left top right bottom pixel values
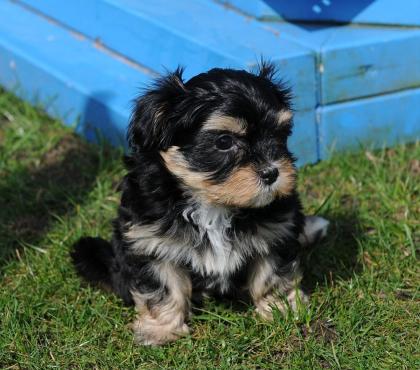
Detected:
left=71, top=63, right=329, bottom=345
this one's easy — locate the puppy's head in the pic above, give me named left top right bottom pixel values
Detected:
left=128, top=63, right=296, bottom=208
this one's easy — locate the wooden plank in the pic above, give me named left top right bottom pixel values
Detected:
left=0, top=1, right=318, bottom=164
left=18, top=0, right=317, bottom=112
left=0, top=0, right=152, bottom=146
left=267, top=22, right=420, bottom=104
left=221, top=0, right=420, bottom=26
left=321, top=28, right=420, bottom=104
left=290, top=110, right=318, bottom=166
left=319, top=87, right=420, bottom=159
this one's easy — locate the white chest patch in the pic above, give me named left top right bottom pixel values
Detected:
left=183, top=204, right=241, bottom=276
left=126, top=202, right=297, bottom=289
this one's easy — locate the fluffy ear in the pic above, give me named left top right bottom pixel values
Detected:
left=256, top=60, right=292, bottom=111
left=257, top=59, right=277, bottom=81
left=127, top=67, right=187, bottom=151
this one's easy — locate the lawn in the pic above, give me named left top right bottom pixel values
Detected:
left=0, top=89, right=419, bottom=369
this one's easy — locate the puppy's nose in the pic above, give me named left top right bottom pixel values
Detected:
left=259, top=167, right=279, bottom=185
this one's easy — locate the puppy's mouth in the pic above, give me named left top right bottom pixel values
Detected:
left=161, top=147, right=295, bottom=208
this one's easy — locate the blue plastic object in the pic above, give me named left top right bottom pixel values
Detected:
left=222, top=0, right=420, bottom=26
left=0, top=0, right=153, bottom=146
left=0, top=0, right=419, bottom=164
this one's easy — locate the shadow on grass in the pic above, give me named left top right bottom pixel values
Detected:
left=302, top=208, right=362, bottom=292
left=0, top=131, right=109, bottom=275
left=0, top=87, right=128, bottom=278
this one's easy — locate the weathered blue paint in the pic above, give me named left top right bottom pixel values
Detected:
left=319, top=87, right=420, bottom=159
left=0, top=0, right=419, bottom=165
left=0, top=1, right=318, bottom=165
left=19, top=0, right=317, bottom=112
left=289, top=110, right=318, bottom=166
left=0, top=2, right=317, bottom=164
left=267, top=22, right=420, bottom=104
left=0, top=0, right=152, bottom=146
left=321, top=29, right=420, bottom=104
left=221, top=0, right=420, bottom=26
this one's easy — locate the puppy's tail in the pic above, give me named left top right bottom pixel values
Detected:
left=70, top=237, right=114, bottom=287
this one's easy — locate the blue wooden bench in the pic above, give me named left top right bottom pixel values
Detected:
left=0, top=0, right=419, bottom=165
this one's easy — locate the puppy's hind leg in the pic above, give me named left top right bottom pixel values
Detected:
left=298, top=215, right=329, bottom=247
left=130, top=261, right=192, bottom=346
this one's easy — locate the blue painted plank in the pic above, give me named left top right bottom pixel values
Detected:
left=289, top=110, right=318, bottom=166
left=267, top=22, right=420, bottom=104
left=221, top=0, right=420, bottom=26
left=18, top=0, right=317, bottom=111
left=0, top=0, right=152, bottom=146
left=319, top=87, right=420, bottom=159
left=0, top=1, right=318, bottom=164
left=321, top=28, right=420, bottom=104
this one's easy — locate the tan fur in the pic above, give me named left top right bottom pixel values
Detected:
left=273, top=158, right=296, bottom=198
left=161, top=147, right=261, bottom=207
left=202, top=114, right=247, bottom=134
left=160, top=146, right=208, bottom=190
left=277, top=109, right=293, bottom=125
left=247, top=257, right=306, bottom=320
left=131, top=262, right=192, bottom=345
left=205, top=165, right=260, bottom=206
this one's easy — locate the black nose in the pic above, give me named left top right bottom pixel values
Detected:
left=259, top=167, right=279, bottom=185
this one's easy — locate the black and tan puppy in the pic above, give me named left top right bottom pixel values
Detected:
left=71, top=63, right=329, bottom=345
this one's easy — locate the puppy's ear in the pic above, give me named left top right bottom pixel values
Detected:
left=257, top=60, right=277, bottom=81
left=256, top=60, right=292, bottom=111
left=128, top=68, right=187, bottom=151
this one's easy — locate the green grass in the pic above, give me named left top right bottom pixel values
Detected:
left=0, top=89, right=419, bottom=369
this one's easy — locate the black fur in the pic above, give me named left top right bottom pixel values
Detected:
left=71, top=237, right=113, bottom=286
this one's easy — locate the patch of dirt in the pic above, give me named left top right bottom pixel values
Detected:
left=41, top=133, right=87, bottom=166
left=8, top=215, right=48, bottom=239
left=269, top=349, right=288, bottom=364
left=35, top=133, right=99, bottom=186
left=377, top=289, right=417, bottom=301
left=300, top=319, right=338, bottom=343
left=269, top=336, right=302, bottom=364
left=395, top=289, right=415, bottom=301
left=319, top=359, right=332, bottom=368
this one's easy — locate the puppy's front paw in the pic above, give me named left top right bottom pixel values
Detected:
left=299, top=216, right=329, bottom=247
left=285, top=288, right=309, bottom=312
left=255, top=289, right=309, bottom=320
left=131, top=315, right=190, bottom=346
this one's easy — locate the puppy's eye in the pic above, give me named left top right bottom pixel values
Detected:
left=215, top=134, right=234, bottom=150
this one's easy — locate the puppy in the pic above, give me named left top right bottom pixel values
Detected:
left=71, top=63, right=329, bottom=345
